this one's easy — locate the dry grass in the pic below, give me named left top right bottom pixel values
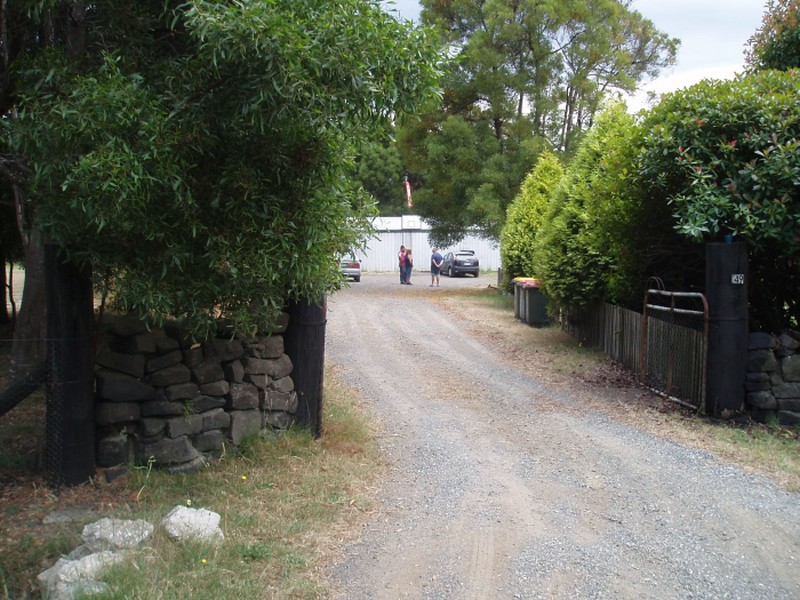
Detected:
left=0, top=364, right=381, bottom=600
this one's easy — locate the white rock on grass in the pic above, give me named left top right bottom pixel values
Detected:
left=160, top=505, right=224, bottom=545
left=81, top=517, right=154, bottom=552
left=37, top=551, right=126, bottom=600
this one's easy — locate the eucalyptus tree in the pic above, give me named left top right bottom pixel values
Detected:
left=4, top=0, right=441, bottom=357
left=401, top=0, right=677, bottom=245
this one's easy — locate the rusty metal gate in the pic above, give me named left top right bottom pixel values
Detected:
left=640, top=280, right=708, bottom=411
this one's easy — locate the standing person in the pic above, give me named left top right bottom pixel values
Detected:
left=398, top=245, right=407, bottom=284
left=405, top=249, right=414, bottom=284
left=430, top=247, right=443, bottom=287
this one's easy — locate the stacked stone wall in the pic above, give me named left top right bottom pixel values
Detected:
left=746, top=330, right=800, bottom=426
left=94, top=315, right=296, bottom=473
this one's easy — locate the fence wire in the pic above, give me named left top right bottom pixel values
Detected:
left=0, top=337, right=91, bottom=487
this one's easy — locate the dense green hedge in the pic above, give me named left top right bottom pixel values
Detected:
left=502, top=71, right=800, bottom=330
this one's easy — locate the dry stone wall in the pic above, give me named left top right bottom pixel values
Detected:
left=746, top=330, right=800, bottom=426
left=95, top=315, right=296, bottom=473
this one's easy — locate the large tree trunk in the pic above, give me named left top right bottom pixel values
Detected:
left=10, top=228, right=47, bottom=377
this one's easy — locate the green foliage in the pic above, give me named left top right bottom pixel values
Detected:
left=499, top=152, right=563, bottom=286
left=638, top=72, right=800, bottom=329
left=747, top=0, right=800, bottom=71
left=6, top=0, right=442, bottom=340
left=532, top=106, right=625, bottom=308
left=402, top=0, right=677, bottom=244
left=352, top=140, right=410, bottom=215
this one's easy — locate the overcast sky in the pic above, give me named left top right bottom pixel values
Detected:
left=382, top=0, right=768, bottom=111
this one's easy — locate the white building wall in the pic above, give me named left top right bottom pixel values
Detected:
left=359, top=215, right=501, bottom=273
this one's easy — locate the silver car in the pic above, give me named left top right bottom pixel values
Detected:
left=339, top=255, right=361, bottom=282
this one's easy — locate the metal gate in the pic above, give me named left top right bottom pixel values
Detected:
left=640, top=280, right=708, bottom=411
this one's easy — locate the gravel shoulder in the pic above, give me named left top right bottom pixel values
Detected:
left=322, top=272, right=800, bottom=600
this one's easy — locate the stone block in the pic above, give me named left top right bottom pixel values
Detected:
left=106, top=315, right=148, bottom=337
left=96, top=369, right=154, bottom=403
left=156, top=382, right=198, bottom=402
left=777, top=397, right=800, bottom=412
left=244, top=356, right=269, bottom=375
left=779, top=331, right=800, bottom=351
left=97, top=434, right=129, bottom=467
left=267, top=355, right=292, bottom=379
left=194, top=430, right=225, bottom=453
left=265, top=390, right=298, bottom=413
left=140, top=400, right=185, bottom=418
left=773, top=382, right=800, bottom=399
left=96, top=350, right=145, bottom=379
left=270, top=376, right=294, bottom=393
left=782, top=355, right=800, bottom=382
left=223, top=360, right=245, bottom=383
left=183, top=346, right=205, bottom=368
left=192, top=362, right=225, bottom=384
left=139, top=418, right=166, bottom=437
left=227, top=382, right=259, bottom=410
left=245, top=373, right=268, bottom=389
left=748, top=332, right=777, bottom=350
left=747, top=349, right=778, bottom=373
left=191, top=395, right=227, bottom=413
left=265, top=410, right=294, bottom=430
left=135, top=435, right=200, bottom=465
left=204, top=338, right=244, bottom=362
left=202, top=408, right=231, bottom=431
left=96, top=402, right=141, bottom=426
left=198, top=380, right=229, bottom=396
left=245, top=342, right=266, bottom=358
left=126, top=333, right=158, bottom=354
left=149, top=364, right=191, bottom=387
left=166, top=414, right=204, bottom=438
left=261, top=335, right=285, bottom=358
left=154, top=336, right=180, bottom=354
left=745, top=380, right=771, bottom=392
left=746, top=391, right=777, bottom=410
left=229, top=410, right=262, bottom=445
left=146, top=350, right=183, bottom=374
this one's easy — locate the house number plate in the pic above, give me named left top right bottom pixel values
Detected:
left=731, top=274, right=745, bottom=285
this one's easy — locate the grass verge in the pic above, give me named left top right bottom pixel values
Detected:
left=0, top=365, right=381, bottom=600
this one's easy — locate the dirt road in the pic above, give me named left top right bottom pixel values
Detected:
left=323, top=272, right=800, bottom=599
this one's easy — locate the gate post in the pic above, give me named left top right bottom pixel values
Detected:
left=45, top=244, right=95, bottom=486
left=705, top=241, right=748, bottom=418
left=284, top=296, right=327, bottom=437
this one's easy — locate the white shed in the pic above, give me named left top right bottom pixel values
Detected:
left=358, top=215, right=501, bottom=273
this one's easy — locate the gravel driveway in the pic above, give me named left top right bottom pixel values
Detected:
left=323, top=272, right=800, bottom=599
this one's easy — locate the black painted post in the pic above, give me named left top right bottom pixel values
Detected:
left=284, top=296, right=327, bottom=437
left=705, top=241, right=748, bottom=418
left=45, top=244, right=95, bottom=486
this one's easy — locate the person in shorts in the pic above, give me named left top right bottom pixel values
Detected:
left=430, top=247, right=443, bottom=287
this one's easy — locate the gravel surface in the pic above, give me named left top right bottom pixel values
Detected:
left=323, top=272, right=800, bottom=600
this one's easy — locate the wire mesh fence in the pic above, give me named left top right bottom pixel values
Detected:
left=0, top=337, right=93, bottom=486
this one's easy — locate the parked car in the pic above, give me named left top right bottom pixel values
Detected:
left=441, top=250, right=479, bottom=277
left=339, top=255, right=361, bottom=282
